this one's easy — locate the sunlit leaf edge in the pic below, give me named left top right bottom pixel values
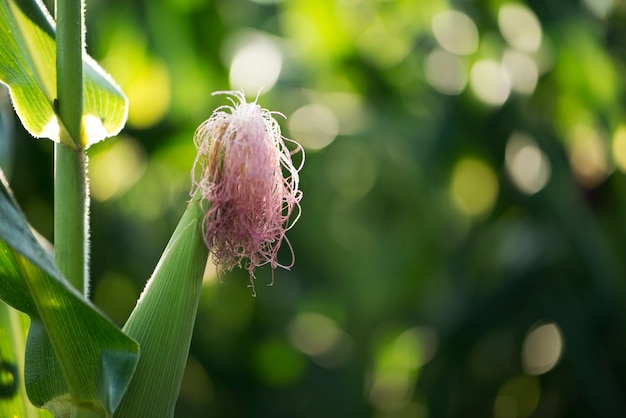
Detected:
left=0, top=0, right=128, bottom=148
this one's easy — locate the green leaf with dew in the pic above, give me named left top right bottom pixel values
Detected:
left=115, top=197, right=209, bottom=418
left=0, top=0, right=127, bottom=148
left=0, top=171, right=139, bottom=417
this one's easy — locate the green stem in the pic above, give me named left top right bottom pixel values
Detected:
left=54, top=145, right=88, bottom=293
left=54, top=0, right=87, bottom=293
left=56, top=0, right=83, bottom=149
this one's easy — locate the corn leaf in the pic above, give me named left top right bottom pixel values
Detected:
left=0, top=85, right=14, bottom=175
left=0, top=172, right=139, bottom=417
left=0, top=301, right=52, bottom=417
left=0, top=0, right=127, bottom=148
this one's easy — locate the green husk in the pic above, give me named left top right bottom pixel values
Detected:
left=115, top=197, right=209, bottom=418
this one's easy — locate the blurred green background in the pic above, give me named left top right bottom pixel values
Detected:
left=2, top=0, right=626, bottom=416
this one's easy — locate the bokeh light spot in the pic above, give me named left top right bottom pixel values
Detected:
left=396, top=327, right=438, bottom=369
left=470, top=60, right=511, bottom=106
left=568, top=124, right=609, bottom=188
left=494, top=375, right=541, bottom=418
left=502, top=50, right=539, bottom=95
left=451, top=158, right=498, bottom=217
left=101, top=27, right=171, bottom=129
left=126, top=60, right=170, bottom=128
left=119, top=161, right=173, bottom=221
left=320, top=92, right=366, bottom=135
left=582, top=0, right=614, bottom=18
left=326, top=140, right=377, bottom=199
left=505, top=132, right=551, bottom=195
left=522, top=322, right=564, bottom=376
left=498, top=4, right=542, bottom=53
left=289, top=103, right=339, bottom=151
left=288, top=312, right=342, bottom=357
left=611, top=125, right=626, bottom=172
left=432, top=10, right=479, bottom=56
left=367, top=327, right=436, bottom=412
left=424, top=49, right=468, bottom=95
left=89, top=136, right=147, bottom=202
left=288, top=312, right=351, bottom=367
left=357, top=19, right=411, bottom=68
left=229, top=34, right=282, bottom=94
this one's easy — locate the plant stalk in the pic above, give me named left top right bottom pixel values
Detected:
left=54, top=145, right=88, bottom=294
left=56, top=0, right=83, bottom=149
left=54, top=0, right=87, bottom=294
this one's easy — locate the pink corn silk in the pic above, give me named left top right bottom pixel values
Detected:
left=191, top=91, right=303, bottom=291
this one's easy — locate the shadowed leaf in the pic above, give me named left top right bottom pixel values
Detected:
left=0, top=171, right=139, bottom=417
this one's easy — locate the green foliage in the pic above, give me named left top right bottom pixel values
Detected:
left=3, top=0, right=626, bottom=417
left=0, top=0, right=127, bottom=148
left=76, top=1, right=626, bottom=417
left=0, top=301, right=51, bottom=417
left=0, top=174, right=139, bottom=417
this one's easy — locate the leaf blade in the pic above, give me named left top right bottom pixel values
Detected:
left=0, top=173, right=140, bottom=416
left=0, top=301, right=53, bottom=418
left=0, top=0, right=128, bottom=147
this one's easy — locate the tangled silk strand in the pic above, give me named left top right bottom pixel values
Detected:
left=191, top=91, right=304, bottom=293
